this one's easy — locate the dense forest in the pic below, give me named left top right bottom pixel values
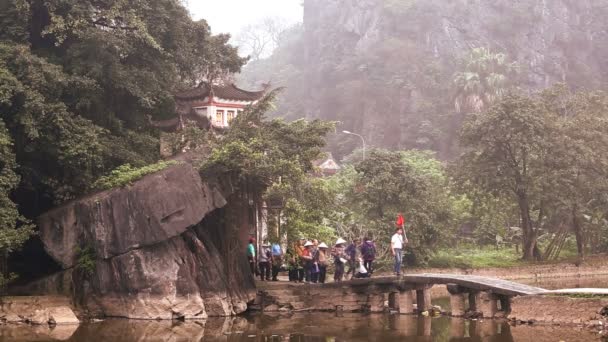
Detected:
left=0, top=0, right=247, bottom=282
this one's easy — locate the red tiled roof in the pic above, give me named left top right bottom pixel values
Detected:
left=175, top=83, right=266, bottom=102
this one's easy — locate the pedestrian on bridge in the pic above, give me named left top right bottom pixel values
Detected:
left=360, top=237, right=376, bottom=276
left=317, top=243, right=329, bottom=283
left=332, top=238, right=348, bottom=282
left=301, top=241, right=314, bottom=283
left=391, top=227, right=408, bottom=276
left=345, top=238, right=361, bottom=280
left=295, top=238, right=306, bottom=282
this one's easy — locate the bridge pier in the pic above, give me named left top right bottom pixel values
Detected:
left=388, top=290, right=414, bottom=314
left=416, top=286, right=432, bottom=313
left=447, top=284, right=508, bottom=318
left=368, top=292, right=385, bottom=312
left=447, top=284, right=467, bottom=317
left=474, top=291, right=499, bottom=318
left=450, top=293, right=468, bottom=317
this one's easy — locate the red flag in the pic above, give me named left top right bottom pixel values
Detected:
left=396, top=214, right=405, bottom=227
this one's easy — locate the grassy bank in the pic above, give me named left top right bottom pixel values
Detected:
left=427, top=244, right=580, bottom=269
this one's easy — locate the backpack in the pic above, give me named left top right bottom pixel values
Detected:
left=271, top=244, right=282, bottom=256
left=361, top=242, right=376, bottom=260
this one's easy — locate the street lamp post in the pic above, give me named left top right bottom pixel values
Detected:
left=342, top=130, right=366, bottom=160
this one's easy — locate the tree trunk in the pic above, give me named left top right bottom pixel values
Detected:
left=517, top=193, right=538, bottom=261
left=571, top=205, right=585, bottom=260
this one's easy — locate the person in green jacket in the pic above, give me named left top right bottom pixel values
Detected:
left=247, top=237, right=257, bottom=275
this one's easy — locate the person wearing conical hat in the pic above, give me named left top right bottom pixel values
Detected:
left=332, top=238, right=349, bottom=282
left=301, top=241, right=315, bottom=283
left=310, top=240, right=321, bottom=283
left=294, top=238, right=307, bottom=282
left=317, top=242, right=329, bottom=284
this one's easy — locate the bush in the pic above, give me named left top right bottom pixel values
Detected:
left=74, top=246, right=96, bottom=277
left=92, top=160, right=178, bottom=190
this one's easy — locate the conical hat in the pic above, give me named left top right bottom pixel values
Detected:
left=304, top=241, right=314, bottom=247
left=335, top=238, right=347, bottom=245
left=318, top=242, right=328, bottom=248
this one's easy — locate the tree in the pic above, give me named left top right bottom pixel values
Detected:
left=458, top=90, right=562, bottom=260
left=236, top=17, right=289, bottom=61
left=453, top=47, right=518, bottom=114
left=0, top=0, right=247, bottom=212
left=540, top=86, right=608, bottom=259
left=0, top=120, right=34, bottom=287
left=202, top=91, right=335, bottom=244
left=328, top=149, right=455, bottom=265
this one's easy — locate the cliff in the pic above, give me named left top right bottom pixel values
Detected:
left=18, top=160, right=256, bottom=320
left=240, top=0, right=608, bottom=158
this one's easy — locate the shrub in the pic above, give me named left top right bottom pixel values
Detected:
left=92, top=160, right=178, bottom=190
left=74, top=246, right=96, bottom=277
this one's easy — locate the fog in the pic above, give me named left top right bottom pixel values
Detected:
left=186, top=0, right=302, bottom=37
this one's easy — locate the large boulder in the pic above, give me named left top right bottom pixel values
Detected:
left=32, top=160, right=256, bottom=319
left=38, top=162, right=228, bottom=268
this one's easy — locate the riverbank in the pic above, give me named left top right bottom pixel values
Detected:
left=403, top=253, right=608, bottom=280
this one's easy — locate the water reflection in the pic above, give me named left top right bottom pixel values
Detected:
left=0, top=313, right=602, bottom=342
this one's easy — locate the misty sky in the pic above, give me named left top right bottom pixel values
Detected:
left=186, top=0, right=303, bottom=37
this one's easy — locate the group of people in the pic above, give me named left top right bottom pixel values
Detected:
left=247, top=237, right=284, bottom=281
left=245, top=225, right=408, bottom=282
left=287, top=237, right=378, bottom=284
left=246, top=236, right=380, bottom=283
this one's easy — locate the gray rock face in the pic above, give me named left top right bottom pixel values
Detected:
left=39, top=163, right=228, bottom=268
left=32, top=161, right=256, bottom=319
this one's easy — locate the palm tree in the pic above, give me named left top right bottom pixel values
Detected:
left=453, top=47, right=517, bottom=113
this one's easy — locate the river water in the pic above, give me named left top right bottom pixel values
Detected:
left=1, top=312, right=603, bottom=342
left=2, top=276, right=607, bottom=342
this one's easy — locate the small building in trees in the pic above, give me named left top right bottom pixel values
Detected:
left=175, top=82, right=268, bottom=128
left=152, top=82, right=268, bottom=132
left=313, top=153, right=341, bottom=177
left=151, top=82, right=268, bottom=157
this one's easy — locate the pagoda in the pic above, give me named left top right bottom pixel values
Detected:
left=152, top=82, right=268, bottom=132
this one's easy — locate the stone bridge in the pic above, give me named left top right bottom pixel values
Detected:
left=254, top=274, right=548, bottom=319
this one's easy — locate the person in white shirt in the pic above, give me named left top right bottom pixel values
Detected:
left=391, top=227, right=408, bottom=276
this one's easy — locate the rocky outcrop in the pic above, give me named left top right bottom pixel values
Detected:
left=26, top=160, right=256, bottom=320
left=0, top=296, right=79, bottom=325
left=241, top=0, right=608, bottom=157
left=38, top=162, right=228, bottom=268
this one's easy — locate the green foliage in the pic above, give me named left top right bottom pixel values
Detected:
left=164, top=123, right=213, bottom=156
left=201, top=91, right=335, bottom=245
left=0, top=119, right=34, bottom=255
left=457, top=86, right=608, bottom=260
left=0, top=0, right=246, bottom=212
left=453, top=47, right=518, bottom=113
left=93, top=160, right=178, bottom=190
left=74, top=246, right=96, bottom=277
left=202, top=91, right=335, bottom=186
left=427, top=247, right=521, bottom=269
left=326, top=149, right=456, bottom=265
